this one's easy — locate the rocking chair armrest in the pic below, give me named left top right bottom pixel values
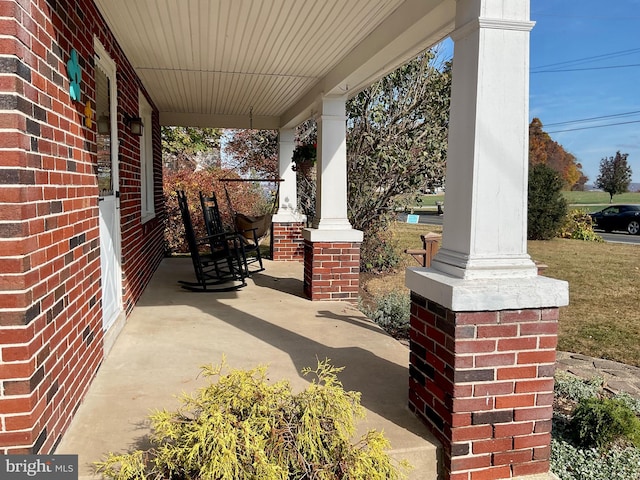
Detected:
left=196, top=231, right=238, bottom=244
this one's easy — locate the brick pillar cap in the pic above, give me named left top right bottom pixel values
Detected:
left=272, top=211, right=306, bottom=223
left=406, top=269, right=568, bottom=312
left=303, top=228, right=363, bottom=243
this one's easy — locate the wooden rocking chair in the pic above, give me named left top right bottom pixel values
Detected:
left=199, top=191, right=264, bottom=274
left=220, top=177, right=283, bottom=260
left=176, top=190, right=247, bottom=292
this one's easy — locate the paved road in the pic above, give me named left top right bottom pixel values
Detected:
left=398, top=213, right=640, bottom=245
left=595, top=230, right=640, bottom=245
left=398, top=212, right=443, bottom=226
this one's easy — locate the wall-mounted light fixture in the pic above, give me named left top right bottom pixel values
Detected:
left=97, top=114, right=110, bottom=134
left=124, top=113, right=144, bottom=136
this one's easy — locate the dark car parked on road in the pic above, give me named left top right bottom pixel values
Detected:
left=589, top=204, right=640, bottom=235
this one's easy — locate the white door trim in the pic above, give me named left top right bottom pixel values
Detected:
left=94, top=37, right=123, bottom=332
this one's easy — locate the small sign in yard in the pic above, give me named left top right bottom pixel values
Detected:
left=406, top=214, right=420, bottom=224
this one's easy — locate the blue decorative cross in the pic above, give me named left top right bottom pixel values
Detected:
left=67, top=49, right=82, bottom=101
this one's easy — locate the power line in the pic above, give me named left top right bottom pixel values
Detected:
left=534, top=13, right=640, bottom=21
left=546, top=119, right=640, bottom=134
left=545, top=110, right=640, bottom=127
left=532, top=63, right=640, bottom=73
left=531, top=47, right=640, bottom=71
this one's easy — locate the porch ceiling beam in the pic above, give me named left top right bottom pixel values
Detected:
left=160, top=112, right=281, bottom=130
left=280, top=0, right=456, bottom=128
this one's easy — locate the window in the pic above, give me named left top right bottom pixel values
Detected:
left=139, top=91, right=155, bottom=222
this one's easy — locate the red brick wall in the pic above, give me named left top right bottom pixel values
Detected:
left=303, top=240, right=360, bottom=301
left=408, top=293, right=557, bottom=480
left=0, top=0, right=164, bottom=453
left=272, top=222, right=304, bottom=261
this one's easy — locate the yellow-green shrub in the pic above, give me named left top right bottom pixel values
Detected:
left=95, top=359, right=409, bottom=480
left=559, top=209, right=604, bottom=242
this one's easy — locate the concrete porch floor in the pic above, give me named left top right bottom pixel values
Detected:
left=55, top=257, right=440, bottom=479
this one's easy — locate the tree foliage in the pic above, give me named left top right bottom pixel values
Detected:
left=345, top=50, right=450, bottom=270
left=163, top=167, right=269, bottom=254
left=347, top=49, right=451, bottom=235
left=529, top=118, right=588, bottom=190
left=595, top=151, right=633, bottom=202
left=224, top=129, right=279, bottom=178
left=528, top=163, right=568, bottom=240
left=223, top=125, right=317, bottom=222
left=162, top=126, right=223, bottom=171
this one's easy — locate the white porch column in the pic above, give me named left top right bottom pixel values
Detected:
left=308, top=95, right=358, bottom=236
left=406, top=1, right=568, bottom=479
left=303, top=95, right=362, bottom=301
left=432, top=0, right=538, bottom=280
left=407, top=0, right=568, bottom=311
left=271, top=128, right=305, bottom=261
left=273, top=128, right=304, bottom=222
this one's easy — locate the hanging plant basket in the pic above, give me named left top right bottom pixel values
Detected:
left=291, top=143, right=316, bottom=173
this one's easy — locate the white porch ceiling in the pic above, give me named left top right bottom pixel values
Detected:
left=94, top=0, right=456, bottom=129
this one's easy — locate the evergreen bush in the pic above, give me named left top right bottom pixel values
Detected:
left=551, top=372, right=640, bottom=479
left=95, top=359, right=409, bottom=480
left=570, top=397, right=640, bottom=450
left=528, top=163, right=568, bottom=240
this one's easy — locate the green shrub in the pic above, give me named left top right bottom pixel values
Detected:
left=559, top=209, right=604, bottom=242
left=360, top=228, right=402, bottom=273
left=528, top=163, right=568, bottom=240
left=95, top=359, right=409, bottom=480
left=554, top=372, right=603, bottom=402
left=363, top=291, right=410, bottom=338
left=570, top=397, right=640, bottom=450
left=552, top=373, right=640, bottom=479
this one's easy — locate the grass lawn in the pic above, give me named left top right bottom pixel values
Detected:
left=360, top=221, right=640, bottom=367
left=529, top=239, right=640, bottom=366
left=563, top=190, right=640, bottom=206
left=415, top=191, right=640, bottom=213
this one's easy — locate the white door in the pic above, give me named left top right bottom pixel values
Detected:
left=95, top=41, right=122, bottom=331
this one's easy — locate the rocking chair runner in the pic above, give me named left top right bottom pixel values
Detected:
left=199, top=190, right=265, bottom=274
left=176, top=190, right=247, bottom=291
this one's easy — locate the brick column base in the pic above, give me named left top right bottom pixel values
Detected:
left=408, top=292, right=558, bottom=480
left=303, top=240, right=360, bottom=301
left=271, top=222, right=304, bottom=261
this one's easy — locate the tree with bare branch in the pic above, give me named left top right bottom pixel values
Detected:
left=346, top=49, right=451, bottom=269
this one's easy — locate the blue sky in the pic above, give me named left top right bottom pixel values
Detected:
left=530, top=0, right=640, bottom=184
